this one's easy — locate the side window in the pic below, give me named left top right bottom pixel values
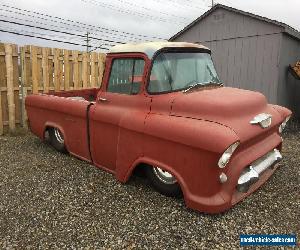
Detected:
left=108, top=58, right=145, bottom=95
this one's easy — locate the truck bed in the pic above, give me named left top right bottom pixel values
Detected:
left=25, top=88, right=100, bottom=162
left=47, top=88, right=100, bottom=102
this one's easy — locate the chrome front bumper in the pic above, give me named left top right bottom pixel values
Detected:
left=237, top=149, right=282, bottom=192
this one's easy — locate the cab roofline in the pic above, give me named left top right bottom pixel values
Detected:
left=108, top=41, right=210, bottom=59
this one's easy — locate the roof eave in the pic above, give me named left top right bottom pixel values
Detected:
left=169, top=5, right=218, bottom=41
left=284, top=28, right=300, bottom=41
left=169, top=4, right=300, bottom=42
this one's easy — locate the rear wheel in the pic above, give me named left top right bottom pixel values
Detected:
left=48, top=128, right=67, bottom=153
left=145, top=165, right=181, bottom=197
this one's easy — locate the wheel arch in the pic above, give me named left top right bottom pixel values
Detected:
left=43, top=122, right=70, bottom=151
left=121, top=157, right=189, bottom=199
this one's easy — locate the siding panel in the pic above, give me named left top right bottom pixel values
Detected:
left=269, top=33, right=282, bottom=103
left=261, top=35, right=275, bottom=103
left=278, top=34, right=300, bottom=116
left=254, top=36, right=265, bottom=91
left=246, top=36, right=257, bottom=91
left=227, top=40, right=235, bottom=85
left=233, top=38, right=243, bottom=88
left=240, top=37, right=250, bottom=90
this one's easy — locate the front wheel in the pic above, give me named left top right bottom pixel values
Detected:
left=145, top=165, right=181, bottom=197
left=48, top=128, right=67, bottom=153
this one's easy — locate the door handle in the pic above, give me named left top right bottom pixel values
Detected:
left=98, top=97, right=108, bottom=102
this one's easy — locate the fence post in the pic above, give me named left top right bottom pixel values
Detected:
left=4, top=44, right=16, bottom=132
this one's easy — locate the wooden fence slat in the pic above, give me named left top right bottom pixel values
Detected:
left=54, top=48, right=61, bottom=92
left=98, top=53, right=105, bottom=86
left=64, top=50, right=70, bottom=91
left=59, top=50, right=64, bottom=91
left=82, top=52, right=89, bottom=89
left=91, top=52, right=97, bottom=88
left=20, top=47, right=28, bottom=128
left=36, top=47, right=42, bottom=91
left=72, top=50, right=79, bottom=90
left=24, top=46, right=31, bottom=88
left=0, top=91, right=3, bottom=135
left=48, top=49, right=54, bottom=89
left=42, top=47, right=49, bottom=93
left=31, top=46, right=39, bottom=94
left=4, top=44, right=15, bottom=132
left=22, top=87, right=28, bottom=127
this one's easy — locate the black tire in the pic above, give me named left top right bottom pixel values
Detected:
left=145, top=165, right=182, bottom=197
left=48, top=128, right=67, bottom=153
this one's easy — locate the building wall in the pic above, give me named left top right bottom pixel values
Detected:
left=172, top=8, right=284, bottom=104
left=203, top=33, right=282, bottom=104
left=278, top=34, right=300, bottom=116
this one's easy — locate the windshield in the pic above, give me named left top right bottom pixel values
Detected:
left=148, top=52, right=221, bottom=93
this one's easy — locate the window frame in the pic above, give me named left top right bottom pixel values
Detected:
left=106, top=56, right=146, bottom=96
left=145, top=48, right=214, bottom=95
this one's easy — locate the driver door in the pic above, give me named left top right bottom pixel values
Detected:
left=89, top=56, right=149, bottom=173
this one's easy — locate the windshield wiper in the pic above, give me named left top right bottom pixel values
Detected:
left=183, top=82, right=222, bottom=93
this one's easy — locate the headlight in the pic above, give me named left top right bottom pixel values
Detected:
left=218, top=141, right=240, bottom=168
left=279, top=115, right=291, bottom=133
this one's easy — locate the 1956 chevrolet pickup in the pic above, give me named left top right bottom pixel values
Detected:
left=25, top=42, right=292, bottom=213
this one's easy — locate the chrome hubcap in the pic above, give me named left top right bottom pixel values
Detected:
left=54, top=129, right=64, bottom=144
left=153, top=167, right=177, bottom=184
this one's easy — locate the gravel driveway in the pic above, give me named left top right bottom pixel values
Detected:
left=0, top=130, right=299, bottom=249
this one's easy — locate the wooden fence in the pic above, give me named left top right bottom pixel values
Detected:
left=0, top=43, right=106, bottom=135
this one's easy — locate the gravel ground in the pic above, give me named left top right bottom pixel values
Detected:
left=0, top=130, right=299, bottom=249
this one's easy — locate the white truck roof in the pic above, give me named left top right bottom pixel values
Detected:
left=108, top=41, right=210, bottom=58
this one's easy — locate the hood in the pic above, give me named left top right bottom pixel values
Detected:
left=170, top=87, right=283, bottom=142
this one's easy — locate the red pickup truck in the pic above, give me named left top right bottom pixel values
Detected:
left=26, top=42, right=291, bottom=213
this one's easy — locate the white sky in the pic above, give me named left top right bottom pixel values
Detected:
left=0, top=0, right=299, bottom=51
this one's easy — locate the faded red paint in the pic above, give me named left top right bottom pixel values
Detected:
left=25, top=47, right=292, bottom=213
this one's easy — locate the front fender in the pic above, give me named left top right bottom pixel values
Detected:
left=271, top=104, right=292, bottom=120
left=141, top=114, right=239, bottom=198
left=118, top=114, right=240, bottom=208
